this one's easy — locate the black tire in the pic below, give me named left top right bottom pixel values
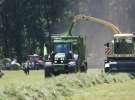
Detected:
left=68, top=66, right=77, bottom=73
left=104, top=67, right=110, bottom=73
left=80, top=61, right=87, bottom=73
left=44, top=67, right=54, bottom=77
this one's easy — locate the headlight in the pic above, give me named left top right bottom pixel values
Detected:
left=105, top=63, right=110, bottom=68
left=45, top=62, right=52, bottom=67
left=55, top=57, right=64, bottom=61
left=68, top=61, right=76, bottom=66
left=61, top=61, right=64, bottom=63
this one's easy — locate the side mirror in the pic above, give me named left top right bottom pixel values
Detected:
left=104, top=43, right=109, bottom=47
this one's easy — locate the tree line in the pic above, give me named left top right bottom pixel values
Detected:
left=0, top=0, right=78, bottom=62
left=1, top=0, right=135, bottom=64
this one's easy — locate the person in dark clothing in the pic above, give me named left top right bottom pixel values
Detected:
left=23, top=60, right=30, bottom=75
left=50, top=51, right=55, bottom=62
left=0, top=70, right=4, bottom=78
left=23, top=66, right=30, bottom=75
left=23, top=67, right=27, bottom=75
left=67, top=51, right=74, bottom=60
left=26, top=66, right=30, bottom=75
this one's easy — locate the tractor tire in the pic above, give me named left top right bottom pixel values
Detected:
left=80, top=61, right=87, bottom=73
left=68, top=66, right=77, bottom=73
left=104, top=67, right=110, bottom=73
left=44, top=67, right=54, bottom=77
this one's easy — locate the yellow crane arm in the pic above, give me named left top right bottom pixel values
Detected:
left=68, top=15, right=122, bottom=36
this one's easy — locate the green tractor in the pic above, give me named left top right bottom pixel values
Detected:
left=44, top=34, right=87, bottom=77
left=104, top=33, right=135, bottom=72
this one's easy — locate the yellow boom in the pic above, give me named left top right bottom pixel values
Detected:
left=68, top=15, right=122, bottom=36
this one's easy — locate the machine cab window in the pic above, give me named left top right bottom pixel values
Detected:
left=114, top=37, right=134, bottom=54
left=54, top=43, right=72, bottom=54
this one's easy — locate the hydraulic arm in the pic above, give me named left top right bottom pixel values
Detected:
left=68, top=15, right=122, bottom=36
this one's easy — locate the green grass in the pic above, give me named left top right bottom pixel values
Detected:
left=0, top=70, right=135, bottom=100
left=0, top=70, right=45, bottom=89
left=66, top=80, right=135, bottom=100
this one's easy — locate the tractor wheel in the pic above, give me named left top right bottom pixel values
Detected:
left=80, top=61, right=87, bottom=73
left=44, top=67, right=54, bottom=77
left=68, top=66, right=77, bottom=73
left=104, top=67, right=110, bottom=73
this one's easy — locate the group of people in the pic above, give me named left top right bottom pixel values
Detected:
left=0, top=54, right=44, bottom=76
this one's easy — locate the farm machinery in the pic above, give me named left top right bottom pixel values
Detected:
left=44, top=21, right=87, bottom=77
left=104, top=33, right=135, bottom=72
left=66, top=15, right=135, bottom=72
left=44, top=14, right=135, bottom=76
left=44, top=34, right=87, bottom=76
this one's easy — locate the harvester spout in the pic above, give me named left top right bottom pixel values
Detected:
left=68, top=22, right=74, bottom=36
left=69, top=15, right=122, bottom=35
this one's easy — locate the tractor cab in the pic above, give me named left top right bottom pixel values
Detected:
left=113, top=34, right=134, bottom=54
left=105, top=33, right=135, bottom=56
left=53, top=42, right=74, bottom=64
left=104, top=33, right=135, bottom=72
left=54, top=42, right=72, bottom=54
left=52, top=41, right=74, bottom=63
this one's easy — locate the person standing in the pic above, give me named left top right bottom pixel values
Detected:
left=0, top=70, right=4, bottom=78
left=24, top=60, right=30, bottom=75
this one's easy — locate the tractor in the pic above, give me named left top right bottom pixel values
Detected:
left=44, top=34, right=87, bottom=77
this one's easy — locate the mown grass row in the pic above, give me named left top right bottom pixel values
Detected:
left=0, top=72, right=135, bottom=100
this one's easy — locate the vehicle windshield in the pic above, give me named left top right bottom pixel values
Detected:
left=114, top=37, right=134, bottom=54
left=54, top=43, right=71, bottom=53
left=29, top=56, right=39, bottom=61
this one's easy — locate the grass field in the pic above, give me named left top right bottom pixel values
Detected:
left=0, top=70, right=135, bottom=100
left=66, top=80, right=135, bottom=100
left=0, top=70, right=45, bottom=89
